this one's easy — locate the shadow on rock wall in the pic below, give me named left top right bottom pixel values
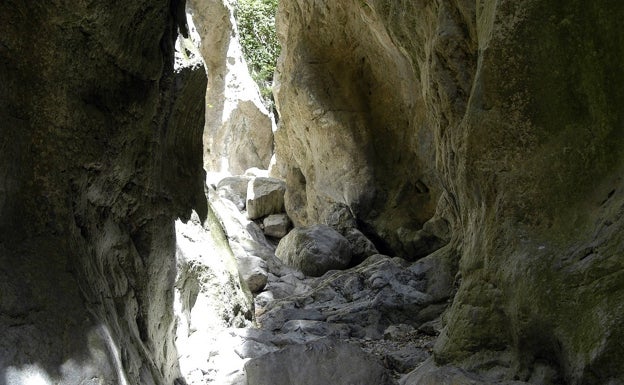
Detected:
left=0, top=1, right=206, bottom=384
left=273, top=0, right=624, bottom=383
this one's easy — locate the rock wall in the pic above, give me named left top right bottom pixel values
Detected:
left=432, top=2, right=624, bottom=383
left=2, top=0, right=623, bottom=384
left=188, top=0, right=274, bottom=175
left=0, top=1, right=207, bottom=384
left=273, top=0, right=445, bottom=256
left=274, top=0, right=624, bottom=383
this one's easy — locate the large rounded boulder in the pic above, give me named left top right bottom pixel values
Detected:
left=275, top=224, right=352, bottom=277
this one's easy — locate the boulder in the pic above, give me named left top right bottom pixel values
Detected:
left=263, top=214, right=291, bottom=238
left=234, top=339, right=279, bottom=360
left=244, top=338, right=396, bottom=385
left=344, top=227, right=379, bottom=265
left=237, top=255, right=268, bottom=293
left=275, top=224, right=352, bottom=277
left=399, top=359, right=532, bottom=385
left=320, top=203, right=378, bottom=265
left=246, top=177, right=286, bottom=219
left=216, top=176, right=251, bottom=211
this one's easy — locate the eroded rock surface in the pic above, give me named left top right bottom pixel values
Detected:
left=273, top=0, right=444, bottom=257
left=3, top=0, right=624, bottom=384
left=245, top=338, right=396, bottom=385
left=273, top=0, right=624, bottom=383
left=257, top=253, right=454, bottom=339
left=196, top=174, right=450, bottom=383
left=275, top=224, right=352, bottom=276
left=188, top=0, right=274, bottom=174
left=0, top=1, right=206, bottom=384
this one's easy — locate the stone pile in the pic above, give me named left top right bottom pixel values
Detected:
left=176, top=172, right=458, bottom=385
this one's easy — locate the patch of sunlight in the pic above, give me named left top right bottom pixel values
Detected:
left=4, top=364, right=52, bottom=385
left=174, top=210, right=253, bottom=385
left=3, top=324, right=129, bottom=385
left=175, top=10, right=203, bottom=70
left=95, top=324, right=129, bottom=385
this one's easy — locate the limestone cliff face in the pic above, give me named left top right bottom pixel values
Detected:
left=189, top=0, right=274, bottom=175
left=0, top=2, right=206, bottom=384
left=275, top=0, right=624, bottom=383
left=273, top=0, right=449, bottom=256
left=433, top=2, right=624, bottom=383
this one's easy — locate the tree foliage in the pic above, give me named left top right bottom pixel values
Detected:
left=234, top=0, right=280, bottom=105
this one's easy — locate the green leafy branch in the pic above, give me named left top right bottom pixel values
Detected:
left=234, top=0, right=281, bottom=108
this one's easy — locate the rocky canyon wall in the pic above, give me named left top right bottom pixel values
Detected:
left=0, top=1, right=206, bottom=384
left=273, top=0, right=453, bottom=257
left=1, top=0, right=623, bottom=384
left=188, top=0, right=274, bottom=175
left=274, top=0, right=624, bottom=383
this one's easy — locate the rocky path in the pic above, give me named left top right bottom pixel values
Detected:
left=174, top=172, right=451, bottom=385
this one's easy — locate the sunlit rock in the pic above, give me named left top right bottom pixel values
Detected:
left=187, top=0, right=274, bottom=175
left=238, top=255, right=269, bottom=293
left=174, top=211, right=253, bottom=385
left=246, top=177, right=286, bottom=220
left=217, top=175, right=252, bottom=211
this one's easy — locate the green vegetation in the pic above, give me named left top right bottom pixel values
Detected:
left=234, top=0, right=280, bottom=108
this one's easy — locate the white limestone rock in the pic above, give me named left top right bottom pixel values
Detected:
left=263, top=214, right=291, bottom=238
left=188, top=0, right=274, bottom=175
left=238, top=255, right=269, bottom=293
left=217, top=175, right=251, bottom=211
left=246, top=177, right=286, bottom=220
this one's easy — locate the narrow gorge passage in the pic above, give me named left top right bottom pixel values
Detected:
left=1, top=1, right=624, bottom=385
left=174, top=173, right=451, bottom=384
left=173, top=2, right=454, bottom=383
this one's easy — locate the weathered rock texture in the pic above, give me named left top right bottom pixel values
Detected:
left=217, top=175, right=251, bottom=211
left=3, top=0, right=624, bottom=384
left=0, top=2, right=206, bottom=384
left=246, top=177, right=286, bottom=219
left=188, top=0, right=274, bottom=175
left=275, top=0, right=624, bottom=384
left=174, top=210, right=253, bottom=385
left=245, top=338, right=396, bottom=385
left=275, top=224, right=352, bottom=277
left=273, top=0, right=443, bottom=257
left=263, top=213, right=291, bottom=238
